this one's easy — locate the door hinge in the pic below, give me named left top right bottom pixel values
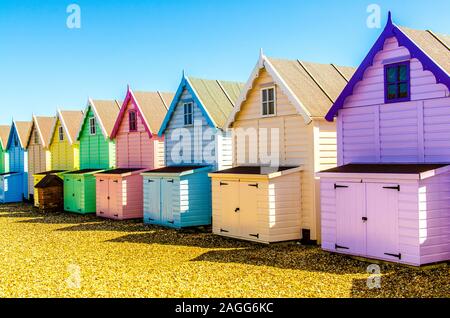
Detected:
left=167, top=179, right=174, bottom=183
left=384, top=252, right=402, bottom=259
left=99, top=179, right=104, bottom=182
left=248, top=183, right=258, bottom=188
left=335, top=244, right=350, bottom=250
left=249, top=233, right=259, bottom=239
left=148, top=217, right=155, bottom=221
left=113, top=214, right=118, bottom=217
left=220, top=228, right=229, bottom=233
left=383, top=185, right=400, bottom=191
left=334, top=184, right=349, bottom=189
left=77, top=179, right=81, bottom=182
left=168, top=220, right=175, bottom=224
left=113, top=180, right=118, bottom=183
left=99, top=211, right=104, bottom=214
left=148, top=180, right=154, bottom=183
left=220, top=181, right=229, bottom=186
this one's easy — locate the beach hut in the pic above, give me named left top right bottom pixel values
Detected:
left=63, top=99, right=120, bottom=214
left=0, top=125, right=11, bottom=174
left=0, top=121, right=32, bottom=203
left=33, top=110, right=84, bottom=208
left=95, top=87, right=173, bottom=220
left=209, top=51, right=355, bottom=243
left=26, top=116, right=56, bottom=201
left=318, top=13, right=450, bottom=266
left=142, top=76, right=244, bottom=228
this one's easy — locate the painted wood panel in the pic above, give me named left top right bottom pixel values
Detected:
left=49, top=118, right=79, bottom=170
left=27, top=125, right=51, bottom=197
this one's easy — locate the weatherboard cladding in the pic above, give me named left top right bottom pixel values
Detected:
left=0, top=125, right=10, bottom=173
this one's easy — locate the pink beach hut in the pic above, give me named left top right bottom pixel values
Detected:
left=95, top=87, right=173, bottom=220
left=318, top=13, right=450, bottom=266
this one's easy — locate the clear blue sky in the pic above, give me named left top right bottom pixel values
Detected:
left=1, top=0, right=449, bottom=122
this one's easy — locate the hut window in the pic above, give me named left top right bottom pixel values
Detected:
left=183, top=102, right=193, bottom=126
left=34, top=131, right=40, bottom=145
left=58, top=126, right=64, bottom=141
left=89, top=117, right=96, bottom=135
left=261, top=87, right=276, bottom=116
left=14, top=135, right=18, bottom=147
left=385, top=62, right=410, bottom=103
left=129, top=111, right=137, bottom=131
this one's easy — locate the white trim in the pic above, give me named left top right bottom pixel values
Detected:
left=182, top=101, right=194, bottom=126
left=260, top=86, right=277, bottom=117
left=89, top=117, right=97, bottom=136
left=224, top=53, right=312, bottom=128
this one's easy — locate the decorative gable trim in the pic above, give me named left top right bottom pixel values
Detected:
left=77, top=99, right=108, bottom=141
left=110, top=87, right=153, bottom=139
left=225, top=51, right=313, bottom=128
left=325, top=12, right=450, bottom=121
left=158, top=75, right=216, bottom=136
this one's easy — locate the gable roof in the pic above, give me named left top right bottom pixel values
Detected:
left=226, top=52, right=355, bottom=126
left=77, top=99, right=121, bottom=140
left=0, top=125, right=11, bottom=151
left=7, top=121, right=32, bottom=149
left=325, top=12, right=450, bottom=121
left=110, top=88, right=173, bottom=139
left=50, top=110, right=84, bottom=145
left=159, top=76, right=245, bottom=135
left=26, top=116, right=56, bottom=149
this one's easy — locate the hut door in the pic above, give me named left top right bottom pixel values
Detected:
left=97, top=177, right=109, bottom=217
left=161, top=178, right=175, bottom=225
left=366, top=183, right=400, bottom=261
left=73, top=178, right=83, bottom=212
left=218, top=180, right=240, bottom=236
left=64, top=178, right=75, bottom=211
left=145, top=178, right=161, bottom=223
left=335, top=182, right=366, bottom=255
left=239, top=181, right=259, bottom=240
left=108, top=178, right=120, bottom=219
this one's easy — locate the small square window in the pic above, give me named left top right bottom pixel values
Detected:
left=58, top=126, right=64, bottom=142
left=183, top=102, right=193, bottom=126
left=261, top=87, right=276, bottom=116
left=89, top=117, right=96, bottom=135
left=385, top=62, right=410, bottom=103
left=129, top=111, right=137, bottom=131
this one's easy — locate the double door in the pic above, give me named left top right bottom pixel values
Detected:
left=218, top=180, right=260, bottom=240
left=334, top=182, right=401, bottom=261
left=96, top=177, right=121, bottom=219
left=145, top=177, right=176, bottom=225
left=64, top=177, right=82, bottom=212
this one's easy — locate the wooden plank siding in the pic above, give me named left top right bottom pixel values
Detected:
left=339, top=37, right=450, bottom=164
left=27, top=125, right=51, bottom=197
left=232, top=68, right=336, bottom=241
left=49, top=118, right=79, bottom=171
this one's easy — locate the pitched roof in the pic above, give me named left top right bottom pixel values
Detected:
left=133, top=91, right=173, bottom=133
left=325, top=13, right=450, bottom=121
left=159, top=76, right=244, bottom=135
left=0, top=125, right=11, bottom=150
left=77, top=99, right=121, bottom=140
left=11, top=121, right=32, bottom=149
left=110, top=88, right=173, bottom=138
left=226, top=53, right=355, bottom=126
left=398, top=26, right=450, bottom=74
left=28, top=116, right=56, bottom=149
left=52, top=110, right=84, bottom=145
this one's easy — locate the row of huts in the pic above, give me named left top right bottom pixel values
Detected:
left=1, top=14, right=449, bottom=266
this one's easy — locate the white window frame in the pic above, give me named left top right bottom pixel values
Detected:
left=89, top=117, right=97, bottom=135
left=34, top=130, right=40, bottom=145
left=58, top=126, right=64, bottom=142
left=183, top=102, right=193, bottom=126
left=261, top=86, right=276, bottom=117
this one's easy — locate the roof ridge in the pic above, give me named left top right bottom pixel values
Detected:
left=330, top=63, right=351, bottom=82
left=426, top=30, right=450, bottom=51
left=297, top=60, right=335, bottom=104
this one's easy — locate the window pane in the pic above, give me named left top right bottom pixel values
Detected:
left=399, top=83, right=408, bottom=98
left=262, top=89, right=268, bottom=102
left=399, top=65, right=408, bottom=81
left=262, top=102, right=268, bottom=115
left=268, top=88, right=274, bottom=101
left=387, top=84, right=397, bottom=99
left=386, top=67, right=397, bottom=83
left=269, top=101, right=275, bottom=115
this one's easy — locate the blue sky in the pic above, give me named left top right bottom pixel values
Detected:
left=0, top=0, right=449, bottom=122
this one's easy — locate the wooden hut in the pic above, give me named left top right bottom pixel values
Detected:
left=142, top=76, right=244, bottom=228
left=210, top=51, right=354, bottom=243
left=318, top=13, right=450, bottom=265
left=0, top=125, right=11, bottom=174
left=26, top=116, right=56, bottom=202
left=95, top=87, right=173, bottom=220
left=63, top=99, right=120, bottom=214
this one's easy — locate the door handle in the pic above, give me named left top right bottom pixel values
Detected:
left=383, top=185, right=400, bottom=191
left=362, top=217, right=368, bottom=222
left=107, top=196, right=110, bottom=200
left=72, top=193, right=75, bottom=197
left=234, top=208, right=240, bottom=213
